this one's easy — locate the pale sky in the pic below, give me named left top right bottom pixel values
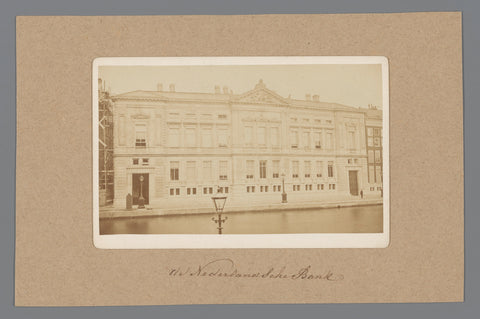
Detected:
left=99, top=64, right=383, bottom=109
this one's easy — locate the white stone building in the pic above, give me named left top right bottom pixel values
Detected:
left=110, top=80, right=381, bottom=210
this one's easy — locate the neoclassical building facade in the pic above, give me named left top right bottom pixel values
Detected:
left=110, top=80, right=382, bottom=209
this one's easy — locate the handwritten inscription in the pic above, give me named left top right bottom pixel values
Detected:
left=168, top=258, right=344, bottom=281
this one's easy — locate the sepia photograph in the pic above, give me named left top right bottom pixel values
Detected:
left=93, top=57, right=389, bottom=248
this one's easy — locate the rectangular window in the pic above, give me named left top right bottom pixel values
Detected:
left=374, top=128, right=381, bottom=136
left=135, top=124, right=147, bottom=148
left=314, top=131, right=322, bottom=149
left=328, top=161, right=334, bottom=178
left=271, top=127, right=279, bottom=147
left=167, top=127, right=180, bottom=147
left=369, top=165, right=375, bottom=183
left=245, top=126, right=253, bottom=144
left=218, top=114, right=227, bottom=119
left=176, top=188, right=180, bottom=195
left=292, top=161, right=299, bottom=178
left=186, top=161, right=196, bottom=180
left=374, top=137, right=381, bottom=147
left=368, top=150, right=375, bottom=163
left=375, top=150, right=382, bottom=163
left=326, top=132, right=333, bottom=149
left=170, top=188, right=180, bottom=196
left=219, top=161, right=228, bottom=180
left=258, top=127, right=266, bottom=145
left=185, top=128, right=196, bottom=147
left=304, top=161, right=311, bottom=178
left=272, top=160, right=280, bottom=178
left=348, top=131, right=356, bottom=149
left=303, top=132, right=310, bottom=148
left=218, top=128, right=228, bottom=147
left=316, top=161, right=323, bottom=177
left=203, top=161, right=212, bottom=180
left=133, top=158, right=139, bottom=165
left=291, top=130, right=299, bottom=148
left=142, top=158, right=149, bottom=166
left=375, top=165, right=382, bottom=183
left=367, top=127, right=374, bottom=136
left=259, top=160, right=267, bottom=179
left=368, top=137, right=374, bottom=147
left=170, top=161, right=179, bottom=181
left=170, top=188, right=174, bottom=196
left=201, top=127, right=213, bottom=147
left=203, top=187, right=208, bottom=194
left=187, top=187, right=197, bottom=195
left=246, top=160, right=254, bottom=179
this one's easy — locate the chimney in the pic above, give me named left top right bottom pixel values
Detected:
left=305, top=94, right=311, bottom=100
left=223, top=86, right=229, bottom=94
left=169, top=83, right=175, bottom=92
left=215, top=85, right=221, bottom=94
left=157, top=83, right=163, bottom=91
left=313, top=94, right=319, bottom=102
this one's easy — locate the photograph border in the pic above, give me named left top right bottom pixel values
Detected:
left=92, top=56, right=390, bottom=249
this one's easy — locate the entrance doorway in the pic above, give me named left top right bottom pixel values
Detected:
left=349, top=170, right=359, bottom=196
left=132, top=173, right=149, bottom=205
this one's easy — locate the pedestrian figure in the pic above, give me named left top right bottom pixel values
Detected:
left=360, top=189, right=364, bottom=199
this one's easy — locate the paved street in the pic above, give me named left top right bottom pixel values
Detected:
left=100, top=204, right=383, bottom=234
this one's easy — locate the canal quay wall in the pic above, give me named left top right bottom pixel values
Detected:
left=99, top=197, right=383, bottom=219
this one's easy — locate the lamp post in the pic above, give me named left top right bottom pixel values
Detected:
left=281, top=172, right=288, bottom=203
left=211, top=190, right=227, bottom=234
left=138, top=175, right=145, bottom=209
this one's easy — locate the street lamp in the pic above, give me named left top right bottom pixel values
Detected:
left=281, top=172, right=288, bottom=203
left=138, top=175, right=145, bottom=209
left=211, top=190, right=228, bottom=234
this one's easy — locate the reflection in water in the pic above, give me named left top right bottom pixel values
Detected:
left=100, top=205, right=383, bottom=235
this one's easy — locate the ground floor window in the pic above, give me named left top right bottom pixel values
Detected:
left=169, top=188, right=180, bottom=196
left=187, top=187, right=197, bottom=195
left=203, top=187, right=213, bottom=194
left=247, top=186, right=256, bottom=193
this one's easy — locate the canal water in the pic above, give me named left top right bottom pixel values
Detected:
left=100, top=204, right=383, bottom=235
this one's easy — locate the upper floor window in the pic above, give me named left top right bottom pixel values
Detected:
left=271, top=127, right=279, bottom=147
left=304, top=161, right=311, bottom=178
left=170, top=161, right=179, bottom=181
left=185, top=127, right=196, bottom=147
left=291, top=130, right=299, bottom=149
left=314, top=131, right=322, bottom=149
left=201, top=127, right=213, bottom=147
left=303, top=132, right=310, bottom=148
left=272, top=160, right=280, bottom=178
left=292, top=161, right=299, bottom=178
left=316, top=161, right=323, bottom=177
left=219, top=161, right=228, bottom=180
left=328, top=161, right=334, bottom=178
left=259, top=160, right=267, bottom=179
left=218, top=128, right=228, bottom=147
left=258, top=127, right=266, bottom=146
left=186, top=161, right=196, bottom=180
left=168, top=126, right=180, bottom=147
left=246, top=160, right=254, bottom=179
left=245, top=126, right=253, bottom=145
left=135, top=124, right=147, bottom=148
left=203, top=161, right=212, bottom=180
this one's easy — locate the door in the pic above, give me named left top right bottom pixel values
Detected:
left=349, top=170, right=359, bottom=196
left=132, top=173, right=149, bottom=205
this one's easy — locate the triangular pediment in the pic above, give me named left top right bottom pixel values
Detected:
left=234, top=80, right=290, bottom=105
